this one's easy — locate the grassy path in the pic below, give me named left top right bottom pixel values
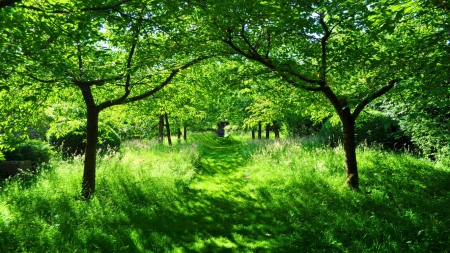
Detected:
left=173, top=134, right=280, bottom=251
left=190, top=134, right=251, bottom=202
left=3, top=133, right=449, bottom=252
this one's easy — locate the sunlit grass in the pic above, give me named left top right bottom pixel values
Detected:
left=1, top=133, right=449, bottom=252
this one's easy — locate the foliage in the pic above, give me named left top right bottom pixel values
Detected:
left=379, top=95, right=450, bottom=160
left=2, top=139, right=53, bottom=167
left=284, top=113, right=324, bottom=137
left=0, top=134, right=449, bottom=252
left=318, top=110, right=412, bottom=150
left=47, top=120, right=121, bottom=157
left=0, top=86, right=47, bottom=151
left=1, top=0, right=449, bottom=195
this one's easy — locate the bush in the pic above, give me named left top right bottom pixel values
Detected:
left=398, top=105, right=450, bottom=160
left=47, top=120, right=121, bottom=157
left=318, top=110, right=413, bottom=150
left=2, top=140, right=53, bottom=167
left=285, top=114, right=324, bottom=137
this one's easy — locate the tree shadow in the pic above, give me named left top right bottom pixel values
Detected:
left=4, top=135, right=450, bottom=252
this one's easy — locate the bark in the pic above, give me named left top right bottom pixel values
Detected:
left=265, top=122, right=270, bottom=139
left=322, top=87, right=359, bottom=190
left=258, top=121, right=262, bottom=139
left=273, top=120, right=280, bottom=139
left=158, top=114, right=164, bottom=144
left=80, top=86, right=99, bottom=199
left=252, top=129, right=255, bottom=139
left=164, top=112, right=172, bottom=146
left=342, top=113, right=359, bottom=189
left=183, top=126, right=187, bottom=141
left=177, top=127, right=182, bottom=142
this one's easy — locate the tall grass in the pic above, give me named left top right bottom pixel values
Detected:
left=1, top=134, right=449, bottom=252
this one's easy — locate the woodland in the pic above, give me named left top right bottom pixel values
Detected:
left=0, top=0, right=450, bottom=252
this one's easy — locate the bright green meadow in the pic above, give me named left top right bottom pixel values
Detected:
left=1, top=133, right=449, bottom=252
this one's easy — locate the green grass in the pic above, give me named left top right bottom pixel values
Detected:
left=1, top=133, right=449, bottom=252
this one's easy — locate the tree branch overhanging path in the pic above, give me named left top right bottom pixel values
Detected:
left=5, top=0, right=215, bottom=199
left=199, top=0, right=442, bottom=189
left=2, top=0, right=447, bottom=199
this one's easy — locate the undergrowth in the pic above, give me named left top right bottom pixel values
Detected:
left=0, top=133, right=449, bottom=252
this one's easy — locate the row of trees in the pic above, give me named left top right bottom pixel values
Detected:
left=1, top=0, right=448, bottom=198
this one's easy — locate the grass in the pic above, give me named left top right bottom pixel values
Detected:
left=1, top=132, right=449, bottom=252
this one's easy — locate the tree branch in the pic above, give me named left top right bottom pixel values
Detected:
left=352, top=79, right=402, bottom=120
left=240, top=24, right=259, bottom=56
left=16, top=0, right=131, bottom=13
left=27, top=74, right=58, bottom=83
left=72, top=76, right=125, bottom=87
left=96, top=55, right=213, bottom=111
left=223, top=35, right=322, bottom=89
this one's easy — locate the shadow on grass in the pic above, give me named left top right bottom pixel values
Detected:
left=2, top=135, right=450, bottom=252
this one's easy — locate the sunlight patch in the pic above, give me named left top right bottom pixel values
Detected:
left=0, top=204, right=14, bottom=226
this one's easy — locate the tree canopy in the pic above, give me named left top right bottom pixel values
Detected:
left=1, top=0, right=449, bottom=196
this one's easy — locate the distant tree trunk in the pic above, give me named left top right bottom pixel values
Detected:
left=273, top=120, right=280, bottom=139
left=265, top=122, right=270, bottom=139
left=177, top=127, right=182, bottom=142
left=252, top=129, right=255, bottom=139
left=158, top=114, right=164, bottom=144
left=164, top=112, right=172, bottom=146
left=80, top=86, right=99, bottom=199
left=258, top=121, right=262, bottom=139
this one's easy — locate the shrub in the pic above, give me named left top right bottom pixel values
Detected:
left=47, top=120, right=121, bottom=157
left=285, top=114, right=324, bottom=137
left=318, top=110, right=413, bottom=150
left=2, top=140, right=53, bottom=167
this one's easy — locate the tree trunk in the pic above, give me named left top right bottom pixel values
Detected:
left=273, top=120, right=280, bottom=139
left=265, top=122, right=270, bottom=139
left=342, top=116, right=359, bottom=189
left=322, top=87, right=359, bottom=190
left=258, top=121, right=262, bottom=139
left=158, top=114, right=164, bottom=144
left=164, top=112, right=172, bottom=146
left=252, top=129, right=255, bottom=139
left=177, top=127, right=182, bottom=142
left=80, top=86, right=99, bottom=199
left=183, top=126, right=187, bottom=141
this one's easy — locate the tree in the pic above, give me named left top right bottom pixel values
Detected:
left=197, top=0, right=442, bottom=189
left=7, top=0, right=211, bottom=198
